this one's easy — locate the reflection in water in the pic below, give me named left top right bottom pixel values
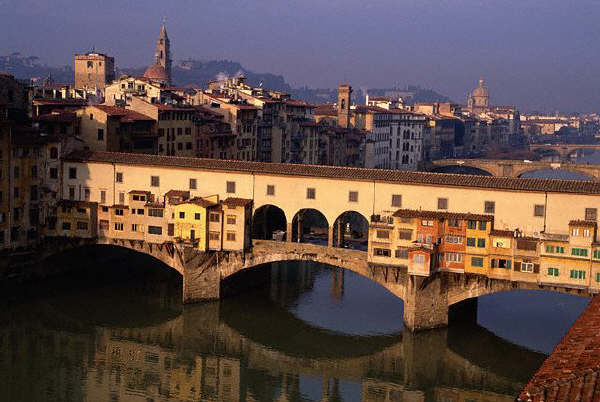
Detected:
left=0, top=252, right=587, bottom=401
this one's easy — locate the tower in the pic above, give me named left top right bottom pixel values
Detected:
left=337, top=84, right=352, bottom=129
left=154, top=23, right=172, bottom=85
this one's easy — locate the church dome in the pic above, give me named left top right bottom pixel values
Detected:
left=472, top=78, right=488, bottom=97
left=143, top=63, right=168, bottom=82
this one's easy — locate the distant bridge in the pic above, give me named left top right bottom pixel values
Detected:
left=529, top=143, right=600, bottom=160
left=431, top=158, right=600, bottom=180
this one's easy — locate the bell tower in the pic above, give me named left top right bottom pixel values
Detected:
left=337, top=84, right=352, bottom=129
left=154, top=22, right=172, bottom=84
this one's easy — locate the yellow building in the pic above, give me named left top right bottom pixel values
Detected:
left=56, top=200, right=97, bottom=238
left=464, top=217, right=492, bottom=275
left=488, top=229, right=514, bottom=280
left=172, top=197, right=218, bottom=250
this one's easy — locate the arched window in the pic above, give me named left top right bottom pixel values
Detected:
left=341, top=99, right=345, bottom=110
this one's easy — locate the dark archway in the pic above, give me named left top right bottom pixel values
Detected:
left=332, top=211, right=369, bottom=250
left=291, top=209, right=329, bottom=245
left=252, top=204, right=287, bottom=241
left=430, top=165, right=494, bottom=176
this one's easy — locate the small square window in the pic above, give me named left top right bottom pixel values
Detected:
left=267, top=185, right=275, bottom=196
left=349, top=191, right=358, bottom=203
left=585, top=208, right=597, bottom=221
left=97, top=128, right=104, bottom=141
left=68, top=167, right=77, bottom=179
left=437, top=198, right=448, bottom=210
left=307, top=188, right=316, bottom=199
left=189, top=178, right=197, bottom=190
left=534, top=204, right=545, bottom=217
left=226, top=181, right=236, bottom=193
left=151, top=176, right=160, bottom=187
left=194, top=213, right=200, bottom=220
left=115, top=172, right=123, bottom=183
left=484, top=201, right=495, bottom=214
left=391, top=194, right=402, bottom=207
left=179, top=212, right=185, bottom=219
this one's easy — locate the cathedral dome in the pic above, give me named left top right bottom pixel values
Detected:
left=472, top=78, right=488, bottom=97
left=143, top=63, right=168, bottom=82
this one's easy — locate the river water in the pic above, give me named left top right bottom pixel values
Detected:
left=0, top=250, right=590, bottom=402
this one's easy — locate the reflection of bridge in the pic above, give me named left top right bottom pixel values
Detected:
left=529, top=143, right=600, bottom=160
left=431, top=158, right=600, bottom=180
left=48, top=237, right=594, bottom=332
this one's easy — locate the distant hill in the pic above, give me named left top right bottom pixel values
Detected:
left=1, top=53, right=451, bottom=105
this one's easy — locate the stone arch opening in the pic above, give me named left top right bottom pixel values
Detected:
left=291, top=208, right=329, bottom=245
left=518, top=168, right=594, bottom=181
left=430, top=165, right=494, bottom=176
left=332, top=211, right=369, bottom=250
left=252, top=204, right=287, bottom=241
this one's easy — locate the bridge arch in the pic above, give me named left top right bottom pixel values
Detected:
left=291, top=208, right=329, bottom=245
left=430, top=164, right=494, bottom=176
left=331, top=210, right=369, bottom=250
left=517, top=168, right=595, bottom=181
left=252, top=204, right=287, bottom=240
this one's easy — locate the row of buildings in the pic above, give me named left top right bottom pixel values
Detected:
left=368, top=208, right=600, bottom=290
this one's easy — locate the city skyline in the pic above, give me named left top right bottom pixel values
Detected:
left=1, top=0, right=599, bottom=113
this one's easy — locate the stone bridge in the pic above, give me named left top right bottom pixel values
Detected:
left=430, top=158, right=600, bottom=180
left=529, top=143, right=600, bottom=160
left=39, top=236, right=594, bottom=331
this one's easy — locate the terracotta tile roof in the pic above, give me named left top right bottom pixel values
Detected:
left=92, top=105, right=154, bottom=121
left=35, top=111, right=77, bottom=122
left=569, top=220, right=597, bottom=227
left=165, top=190, right=190, bottom=199
left=518, top=295, right=600, bottom=402
left=63, top=150, right=600, bottom=195
left=392, top=209, right=494, bottom=221
left=222, top=197, right=253, bottom=207
left=172, top=197, right=216, bottom=207
left=128, top=190, right=151, bottom=195
left=58, top=200, right=97, bottom=208
left=314, top=105, right=337, bottom=116
left=284, top=99, right=314, bottom=107
left=490, top=229, right=514, bottom=237
left=33, top=99, right=86, bottom=106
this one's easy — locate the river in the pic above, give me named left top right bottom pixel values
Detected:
left=0, top=250, right=590, bottom=402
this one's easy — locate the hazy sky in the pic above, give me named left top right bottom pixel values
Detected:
left=2, top=0, right=599, bottom=113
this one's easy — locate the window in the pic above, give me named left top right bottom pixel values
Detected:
left=119, top=192, right=125, bottom=204
left=484, top=201, right=495, bottom=214
left=348, top=191, right=358, bottom=203
left=376, top=230, right=390, bottom=239
left=189, top=178, right=197, bottom=190
left=131, top=224, right=138, bottom=232
left=151, top=176, right=160, bottom=187
left=148, top=226, right=163, bottom=235
left=149, top=209, right=164, bottom=217
left=209, top=213, right=220, bottom=222
left=30, top=185, right=38, bottom=201
left=49, top=167, right=58, bottom=179
left=194, top=213, right=201, bottom=220
left=570, top=270, right=586, bottom=280
left=556, top=246, right=565, bottom=253
left=116, top=172, right=123, bottom=183
left=594, top=250, right=600, bottom=259
left=226, top=181, right=236, bottom=193
left=446, top=235, right=462, bottom=244
left=491, top=258, right=511, bottom=269
left=571, top=248, right=588, bottom=257
left=100, top=190, right=106, bottom=204
left=209, top=231, right=220, bottom=240
left=437, top=198, right=448, bottom=210
left=68, top=167, right=77, bottom=179
left=76, top=221, right=88, bottom=231
left=521, top=262, right=534, bottom=273
left=306, top=187, right=316, bottom=199
left=137, top=209, right=144, bottom=215
left=226, top=232, right=236, bottom=241
left=547, top=267, right=559, bottom=277
left=266, top=185, right=275, bottom=196
left=114, top=223, right=124, bottom=231
left=572, top=228, right=579, bottom=236
left=478, top=221, right=487, bottom=230
left=62, top=222, right=71, bottom=230
left=545, top=245, right=555, bottom=253
left=227, top=215, right=236, bottom=225
left=374, top=248, right=391, bottom=257
left=467, top=220, right=477, bottom=229
left=398, top=229, right=412, bottom=240
left=534, top=204, right=545, bottom=217
left=99, top=220, right=109, bottom=230
left=97, top=128, right=104, bottom=141
left=31, top=166, right=37, bottom=178
left=115, top=208, right=124, bottom=216
left=421, top=219, right=433, bottom=227
left=413, top=254, right=425, bottom=264
left=471, top=257, right=484, bottom=267
left=586, top=208, right=597, bottom=221
left=466, top=237, right=476, bottom=247
left=69, top=187, right=75, bottom=200
left=50, top=147, right=58, bottom=159
left=391, top=194, right=402, bottom=207
left=179, top=212, right=185, bottom=219
left=448, top=218, right=460, bottom=228
left=477, top=238, right=486, bottom=248
left=395, top=248, right=409, bottom=259
left=445, top=253, right=463, bottom=262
